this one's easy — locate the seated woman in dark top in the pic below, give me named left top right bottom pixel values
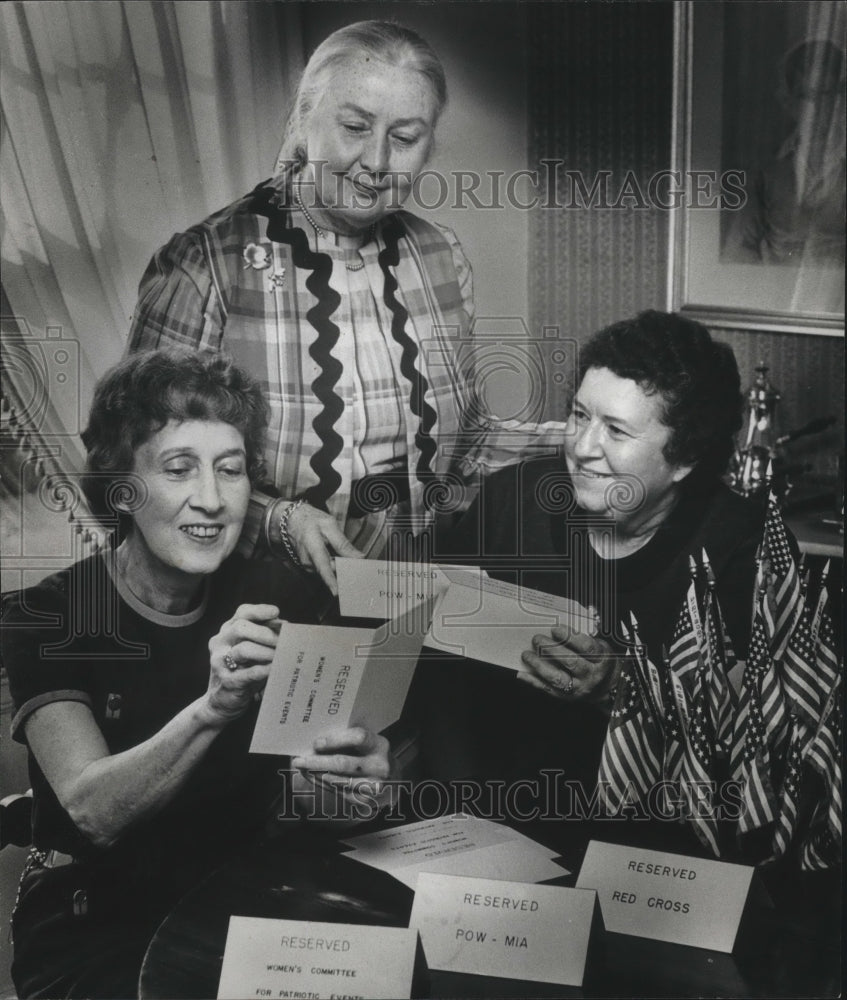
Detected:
left=2, top=351, right=392, bottom=1000
left=420, top=310, right=764, bottom=856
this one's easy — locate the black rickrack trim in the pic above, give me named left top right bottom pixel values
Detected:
left=249, top=182, right=344, bottom=512
left=378, top=215, right=440, bottom=497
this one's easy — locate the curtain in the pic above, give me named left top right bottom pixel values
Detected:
left=1, top=0, right=304, bottom=441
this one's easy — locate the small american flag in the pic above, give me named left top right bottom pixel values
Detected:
left=734, top=615, right=780, bottom=835
left=800, top=662, right=843, bottom=871
left=702, top=584, right=737, bottom=754
left=667, top=582, right=721, bottom=855
left=813, top=599, right=840, bottom=702
left=665, top=591, right=704, bottom=787
left=659, top=646, right=687, bottom=788
left=772, top=725, right=804, bottom=860
left=781, top=601, right=822, bottom=729
left=757, top=492, right=802, bottom=660
left=597, top=658, right=663, bottom=815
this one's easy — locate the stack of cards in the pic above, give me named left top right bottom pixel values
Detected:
left=340, top=814, right=569, bottom=888
left=336, top=557, right=593, bottom=671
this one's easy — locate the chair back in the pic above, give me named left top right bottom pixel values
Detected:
left=1, top=791, right=33, bottom=849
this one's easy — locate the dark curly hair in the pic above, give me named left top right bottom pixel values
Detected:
left=81, top=350, right=268, bottom=531
left=578, top=311, right=743, bottom=491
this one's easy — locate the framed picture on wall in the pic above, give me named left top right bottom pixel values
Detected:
left=668, top=1, right=845, bottom=336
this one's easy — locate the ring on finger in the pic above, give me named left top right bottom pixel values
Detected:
left=555, top=672, right=574, bottom=696
left=224, top=651, right=239, bottom=672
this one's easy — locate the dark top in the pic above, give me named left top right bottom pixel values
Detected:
left=434, top=457, right=764, bottom=662
left=3, top=551, right=331, bottom=1000
left=1, top=551, right=318, bottom=883
left=409, top=458, right=765, bottom=855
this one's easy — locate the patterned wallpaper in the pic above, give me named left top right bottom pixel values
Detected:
left=527, top=4, right=672, bottom=361
left=526, top=3, right=843, bottom=478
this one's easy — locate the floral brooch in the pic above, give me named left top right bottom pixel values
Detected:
left=243, top=242, right=272, bottom=270
left=243, top=242, right=285, bottom=290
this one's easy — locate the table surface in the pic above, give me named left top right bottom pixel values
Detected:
left=138, top=828, right=842, bottom=1000
left=784, top=509, right=844, bottom=558
left=782, top=488, right=843, bottom=558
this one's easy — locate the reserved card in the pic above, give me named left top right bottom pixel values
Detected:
left=250, top=599, right=432, bottom=756
left=336, top=558, right=593, bottom=672
left=410, top=873, right=599, bottom=986
left=576, top=841, right=755, bottom=952
left=424, top=572, right=593, bottom=671
left=336, top=557, right=461, bottom=619
left=217, top=916, right=418, bottom=999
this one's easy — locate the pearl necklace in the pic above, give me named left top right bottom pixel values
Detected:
left=292, top=186, right=373, bottom=272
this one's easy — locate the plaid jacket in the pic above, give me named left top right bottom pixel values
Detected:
left=129, top=176, right=495, bottom=555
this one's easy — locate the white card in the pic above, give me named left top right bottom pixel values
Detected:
left=410, top=873, right=598, bottom=986
left=341, top=814, right=516, bottom=869
left=576, top=841, right=755, bottom=952
left=250, top=599, right=432, bottom=756
left=342, top=815, right=568, bottom=888
left=424, top=572, right=593, bottom=671
left=386, top=841, right=569, bottom=890
left=217, top=916, right=418, bottom=999
left=336, top=558, right=471, bottom=619
left=336, top=558, right=593, bottom=672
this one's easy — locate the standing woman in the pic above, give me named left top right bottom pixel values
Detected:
left=130, top=20, right=515, bottom=593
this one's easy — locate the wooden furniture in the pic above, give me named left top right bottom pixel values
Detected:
left=138, top=829, right=841, bottom=999
left=784, top=509, right=843, bottom=559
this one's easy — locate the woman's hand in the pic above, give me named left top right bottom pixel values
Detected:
left=290, top=727, right=394, bottom=818
left=277, top=501, right=365, bottom=596
left=206, top=604, right=282, bottom=724
left=518, top=626, right=622, bottom=710
left=291, top=727, right=393, bottom=784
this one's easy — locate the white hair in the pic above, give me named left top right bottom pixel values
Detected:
left=277, top=19, right=447, bottom=169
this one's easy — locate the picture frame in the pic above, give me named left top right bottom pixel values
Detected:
left=668, top=1, right=845, bottom=337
